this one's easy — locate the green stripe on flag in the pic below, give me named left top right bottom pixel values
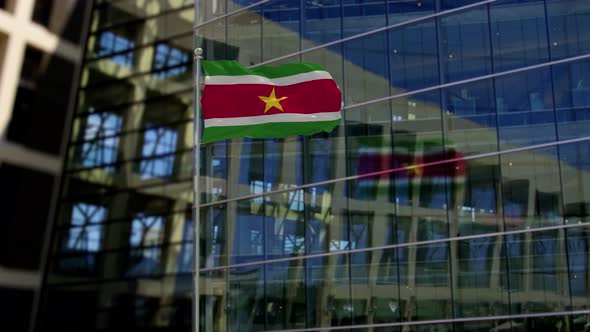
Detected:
left=202, top=120, right=340, bottom=143
left=202, top=60, right=326, bottom=78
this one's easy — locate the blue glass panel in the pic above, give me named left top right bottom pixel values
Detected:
left=390, top=19, right=439, bottom=93
left=127, top=214, right=164, bottom=277
left=490, top=0, right=549, bottom=72
left=262, top=0, right=301, bottom=61
left=152, top=44, right=190, bottom=79
left=344, top=31, right=389, bottom=105
left=495, top=68, right=556, bottom=148
left=443, top=79, right=498, bottom=154
left=440, top=5, right=492, bottom=82
left=97, top=31, right=135, bottom=66
left=553, top=60, right=590, bottom=140
left=66, top=203, right=107, bottom=252
left=139, top=126, right=178, bottom=178
left=79, top=112, right=122, bottom=171
left=302, top=0, right=342, bottom=44
left=60, top=203, right=107, bottom=272
left=342, top=0, right=387, bottom=37
left=388, top=0, right=434, bottom=25
left=547, top=0, right=590, bottom=60
left=441, top=0, right=490, bottom=10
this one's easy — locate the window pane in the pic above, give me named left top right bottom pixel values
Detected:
left=439, top=5, right=492, bottom=82
left=490, top=0, right=549, bottom=72
left=547, top=0, right=590, bottom=60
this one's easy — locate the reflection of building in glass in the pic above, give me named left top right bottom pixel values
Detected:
left=0, top=1, right=91, bottom=331
left=37, top=0, right=590, bottom=332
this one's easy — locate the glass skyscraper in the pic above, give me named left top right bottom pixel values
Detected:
left=37, top=0, right=590, bottom=331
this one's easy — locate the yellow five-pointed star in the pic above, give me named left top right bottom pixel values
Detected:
left=259, top=87, right=288, bottom=113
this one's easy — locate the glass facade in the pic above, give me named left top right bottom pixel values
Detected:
left=38, top=0, right=590, bottom=331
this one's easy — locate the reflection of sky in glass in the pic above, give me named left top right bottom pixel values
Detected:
left=127, top=215, right=164, bottom=276
left=130, top=214, right=163, bottom=247
left=153, top=44, right=189, bottom=79
left=139, top=126, right=178, bottom=178
left=97, top=31, right=135, bottom=66
left=81, top=112, right=122, bottom=171
left=66, top=203, right=107, bottom=252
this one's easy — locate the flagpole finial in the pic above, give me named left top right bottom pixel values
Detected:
left=194, top=48, right=203, bottom=59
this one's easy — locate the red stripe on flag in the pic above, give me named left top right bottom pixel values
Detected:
left=201, top=79, right=341, bottom=119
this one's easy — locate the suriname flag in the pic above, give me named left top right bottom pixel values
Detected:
left=200, top=60, right=342, bottom=143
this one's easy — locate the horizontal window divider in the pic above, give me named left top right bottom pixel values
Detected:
left=53, top=206, right=191, bottom=231
left=45, top=270, right=194, bottom=288
left=263, top=309, right=590, bottom=332
left=92, top=3, right=193, bottom=36
left=199, top=135, right=590, bottom=209
left=50, top=239, right=193, bottom=259
left=81, top=61, right=192, bottom=90
left=61, top=175, right=194, bottom=202
left=70, top=118, right=193, bottom=146
left=86, top=31, right=192, bottom=63
left=66, top=146, right=192, bottom=174
left=200, top=221, right=590, bottom=273
left=76, top=87, right=192, bottom=116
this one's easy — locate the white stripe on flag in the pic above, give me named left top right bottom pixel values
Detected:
left=205, top=70, right=334, bottom=86
left=204, top=112, right=341, bottom=127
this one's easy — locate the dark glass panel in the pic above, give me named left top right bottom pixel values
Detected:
left=452, top=156, right=503, bottom=236
left=8, top=47, right=75, bottom=155
left=265, top=261, right=307, bottom=330
left=453, top=235, right=511, bottom=319
left=439, top=5, right=492, bottom=82
left=0, top=288, right=34, bottom=332
left=567, top=227, right=590, bottom=311
left=306, top=253, right=353, bottom=328
left=346, top=101, right=392, bottom=202
left=0, top=165, right=54, bottom=270
left=401, top=241, right=452, bottom=321
left=502, top=230, right=570, bottom=316
left=227, top=264, right=266, bottom=331
left=198, top=20, right=232, bottom=61
left=559, top=141, right=590, bottom=225
left=351, top=216, right=403, bottom=326
left=501, top=147, right=563, bottom=230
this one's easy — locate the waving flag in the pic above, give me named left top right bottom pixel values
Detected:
left=200, top=61, right=342, bottom=143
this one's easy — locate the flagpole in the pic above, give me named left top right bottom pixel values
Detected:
left=193, top=46, right=203, bottom=332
